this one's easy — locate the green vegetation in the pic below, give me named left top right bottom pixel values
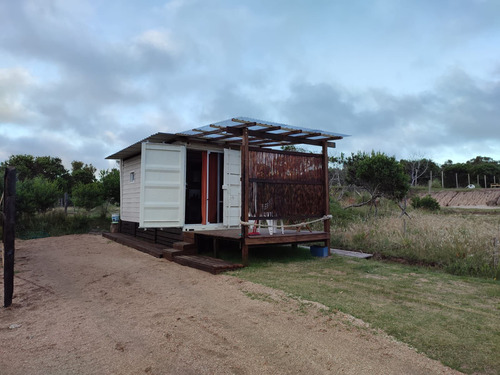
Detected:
left=344, top=151, right=409, bottom=205
left=0, top=153, right=120, bottom=239
left=329, top=201, right=500, bottom=279
left=14, top=210, right=112, bottom=239
left=16, top=177, right=61, bottom=215
left=411, top=195, right=440, bottom=211
left=229, top=249, right=500, bottom=375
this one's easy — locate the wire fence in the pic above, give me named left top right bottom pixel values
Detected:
left=429, top=172, right=500, bottom=189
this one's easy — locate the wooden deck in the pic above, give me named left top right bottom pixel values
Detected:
left=194, top=229, right=329, bottom=245
left=194, top=228, right=330, bottom=265
left=104, top=228, right=329, bottom=271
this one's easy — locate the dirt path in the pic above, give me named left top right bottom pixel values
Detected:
left=1, top=234, right=461, bottom=375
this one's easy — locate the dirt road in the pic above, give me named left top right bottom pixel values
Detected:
left=1, top=234, right=461, bottom=374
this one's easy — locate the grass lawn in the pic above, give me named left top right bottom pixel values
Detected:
left=227, top=246, right=500, bottom=375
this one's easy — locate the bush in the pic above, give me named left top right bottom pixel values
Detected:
left=16, top=211, right=111, bottom=239
left=16, top=177, right=61, bottom=215
left=329, top=199, right=360, bottom=228
left=411, top=195, right=440, bottom=211
left=72, top=182, right=104, bottom=211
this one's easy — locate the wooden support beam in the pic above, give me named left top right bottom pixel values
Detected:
left=225, top=127, right=338, bottom=147
left=241, top=127, right=250, bottom=265
left=322, top=141, right=331, bottom=255
left=3, top=167, right=16, bottom=307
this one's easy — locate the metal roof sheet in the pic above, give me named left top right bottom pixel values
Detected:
left=106, top=117, right=350, bottom=160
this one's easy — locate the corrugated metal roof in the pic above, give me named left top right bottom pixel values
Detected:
left=106, top=132, right=177, bottom=160
left=106, top=117, right=349, bottom=160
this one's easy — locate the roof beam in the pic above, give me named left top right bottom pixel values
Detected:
left=224, top=126, right=336, bottom=147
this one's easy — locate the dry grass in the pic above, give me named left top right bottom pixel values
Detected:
left=331, top=209, right=500, bottom=278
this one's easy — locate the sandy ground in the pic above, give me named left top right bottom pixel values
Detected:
left=1, top=234, right=462, bottom=375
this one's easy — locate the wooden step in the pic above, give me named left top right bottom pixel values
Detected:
left=103, top=232, right=165, bottom=258
left=162, top=248, right=185, bottom=261
left=173, top=255, right=244, bottom=274
left=182, top=231, right=196, bottom=243
left=172, top=241, right=197, bottom=252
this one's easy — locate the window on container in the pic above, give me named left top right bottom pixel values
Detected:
left=130, top=171, right=135, bottom=182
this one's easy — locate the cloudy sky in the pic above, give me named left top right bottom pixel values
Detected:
left=1, top=0, right=499, bottom=171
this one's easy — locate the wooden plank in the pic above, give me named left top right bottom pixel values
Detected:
left=103, top=232, right=165, bottom=258
left=120, top=221, right=137, bottom=236
left=241, top=127, right=249, bottom=265
left=322, top=140, right=331, bottom=254
left=162, top=248, right=184, bottom=261
left=331, top=249, right=373, bottom=259
left=173, top=255, right=244, bottom=274
left=245, top=232, right=329, bottom=246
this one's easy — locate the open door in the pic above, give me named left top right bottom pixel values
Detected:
left=140, top=143, right=186, bottom=228
left=223, top=148, right=241, bottom=227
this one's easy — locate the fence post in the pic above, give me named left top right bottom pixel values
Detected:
left=493, top=238, right=499, bottom=274
left=64, top=192, right=69, bottom=215
left=3, top=167, right=16, bottom=307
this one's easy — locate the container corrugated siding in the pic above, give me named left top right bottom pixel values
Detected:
left=121, top=154, right=141, bottom=223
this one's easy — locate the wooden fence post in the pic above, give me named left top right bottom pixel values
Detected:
left=3, top=167, right=16, bottom=307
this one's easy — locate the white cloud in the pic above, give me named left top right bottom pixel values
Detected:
left=0, top=67, right=37, bottom=123
left=0, top=0, right=499, bottom=170
left=133, top=29, right=179, bottom=55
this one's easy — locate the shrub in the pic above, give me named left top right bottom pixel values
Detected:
left=411, top=195, right=440, bottom=211
left=16, top=177, right=61, bottom=215
left=16, top=211, right=111, bottom=239
left=72, top=182, right=104, bottom=211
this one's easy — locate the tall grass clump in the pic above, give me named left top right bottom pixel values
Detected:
left=331, top=209, right=500, bottom=279
left=16, top=211, right=110, bottom=239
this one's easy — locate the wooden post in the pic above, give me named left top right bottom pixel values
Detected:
left=322, top=141, right=331, bottom=255
left=429, top=170, right=433, bottom=194
left=455, top=173, right=459, bottom=189
left=484, top=175, right=487, bottom=189
left=3, top=167, right=16, bottom=307
left=441, top=171, right=444, bottom=188
left=64, top=192, right=69, bottom=215
left=240, top=127, right=250, bottom=265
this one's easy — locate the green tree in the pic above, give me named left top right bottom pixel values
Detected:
left=32, top=156, right=68, bottom=180
left=345, top=151, right=409, bottom=207
left=16, top=177, right=61, bottom=215
left=100, top=169, right=120, bottom=204
left=71, top=161, right=97, bottom=186
left=0, top=154, right=69, bottom=182
left=72, top=182, right=104, bottom=211
left=465, top=156, right=500, bottom=187
left=400, top=157, right=441, bottom=186
left=1, top=154, right=36, bottom=182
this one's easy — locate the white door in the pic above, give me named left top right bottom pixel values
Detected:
left=140, top=143, right=186, bottom=228
left=223, top=148, right=241, bottom=227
